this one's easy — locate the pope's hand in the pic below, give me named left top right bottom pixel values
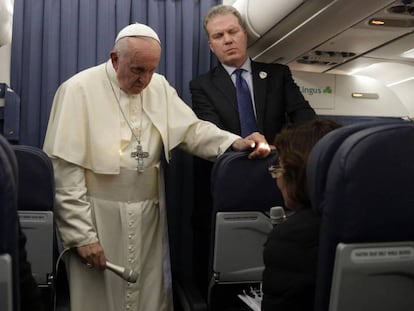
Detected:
left=77, top=242, right=107, bottom=270
left=231, top=132, right=271, bottom=159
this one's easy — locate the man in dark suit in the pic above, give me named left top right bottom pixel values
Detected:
left=190, top=4, right=316, bottom=297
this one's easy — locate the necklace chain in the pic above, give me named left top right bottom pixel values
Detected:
left=105, top=62, right=149, bottom=173
left=106, top=65, right=143, bottom=145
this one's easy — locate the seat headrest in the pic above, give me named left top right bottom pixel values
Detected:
left=13, top=145, right=55, bottom=211
left=321, top=122, right=414, bottom=241
left=307, top=120, right=406, bottom=213
left=211, top=150, right=283, bottom=212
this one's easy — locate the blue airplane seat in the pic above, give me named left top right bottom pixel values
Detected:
left=0, top=134, right=19, bottom=311
left=308, top=121, right=414, bottom=311
left=210, top=150, right=283, bottom=213
left=207, top=150, right=283, bottom=310
left=13, top=145, right=54, bottom=211
left=12, top=145, right=56, bottom=311
left=175, top=150, right=283, bottom=311
left=307, top=120, right=405, bottom=211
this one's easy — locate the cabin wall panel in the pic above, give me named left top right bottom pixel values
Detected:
left=293, top=71, right=409, bottom=117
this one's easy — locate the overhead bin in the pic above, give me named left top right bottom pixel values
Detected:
left=233, top=0, right=411, bottom=71
left=232, top=0, right=305, bottom=40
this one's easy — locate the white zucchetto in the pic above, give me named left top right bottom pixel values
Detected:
left=115, top=23, right=161, bottom=44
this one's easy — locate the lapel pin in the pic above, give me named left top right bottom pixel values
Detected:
left=259, top=71, right=267, bottom=79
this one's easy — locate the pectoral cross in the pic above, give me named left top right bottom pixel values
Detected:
left=131, top=144, right=149, bottom=173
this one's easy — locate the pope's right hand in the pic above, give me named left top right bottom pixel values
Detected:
left=77, top=242, right=107, bottom=270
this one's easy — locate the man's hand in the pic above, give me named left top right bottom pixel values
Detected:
left=77, top=242, right=107, bottom=270
left=231, top=132, right=271, bottom=159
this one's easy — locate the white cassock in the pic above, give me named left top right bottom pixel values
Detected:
left=43, top=60, right=240, bottom=311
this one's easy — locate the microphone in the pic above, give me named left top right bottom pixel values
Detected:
left=270, top=206, right=287, bottom=226
left=106, top=261, right=139, bottom=283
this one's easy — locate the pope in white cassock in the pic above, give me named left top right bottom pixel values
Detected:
left=43, top=23, right=270, bottom=311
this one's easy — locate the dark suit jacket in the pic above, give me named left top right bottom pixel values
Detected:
left=190, top=61, right=316, bottom=143
left=262, top=208, right=320, bottom=311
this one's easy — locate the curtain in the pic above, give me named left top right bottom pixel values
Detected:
left=10, top=0, right=220, bottom=280
left=11, top=0, right=219, bottom=147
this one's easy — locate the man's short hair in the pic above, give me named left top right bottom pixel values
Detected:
left=203, top=4, right=246, bottom=37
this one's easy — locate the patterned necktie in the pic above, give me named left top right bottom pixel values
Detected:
left=234, top=69, right=257, bottom=137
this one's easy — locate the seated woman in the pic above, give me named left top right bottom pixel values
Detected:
left=261, top=119, right=341, bottom=311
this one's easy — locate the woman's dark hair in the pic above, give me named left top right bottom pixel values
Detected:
left=273, top=119, right=342, bottom=209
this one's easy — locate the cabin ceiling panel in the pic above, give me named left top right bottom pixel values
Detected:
left=364, top=32, right=414, bottom=62
left=248, top=0, right=396, bottom=64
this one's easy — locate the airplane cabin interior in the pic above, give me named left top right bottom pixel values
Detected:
left=1, top=1, right=414, bottom=311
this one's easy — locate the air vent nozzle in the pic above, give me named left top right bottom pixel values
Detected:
left=387, top=5, right=414, bottom=16
left=297, top=50, right=356, bottom=66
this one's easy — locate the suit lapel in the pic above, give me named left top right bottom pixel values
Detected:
left=252, top=61, right=268, bottom=132
left=212, top=64, right=238, bottom=112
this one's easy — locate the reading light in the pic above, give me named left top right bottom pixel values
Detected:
left=369, top=19, right=385, bottom=26
left=352, top=92, right=379, bottom=99
left=369, top=17, right=414, bottom=27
